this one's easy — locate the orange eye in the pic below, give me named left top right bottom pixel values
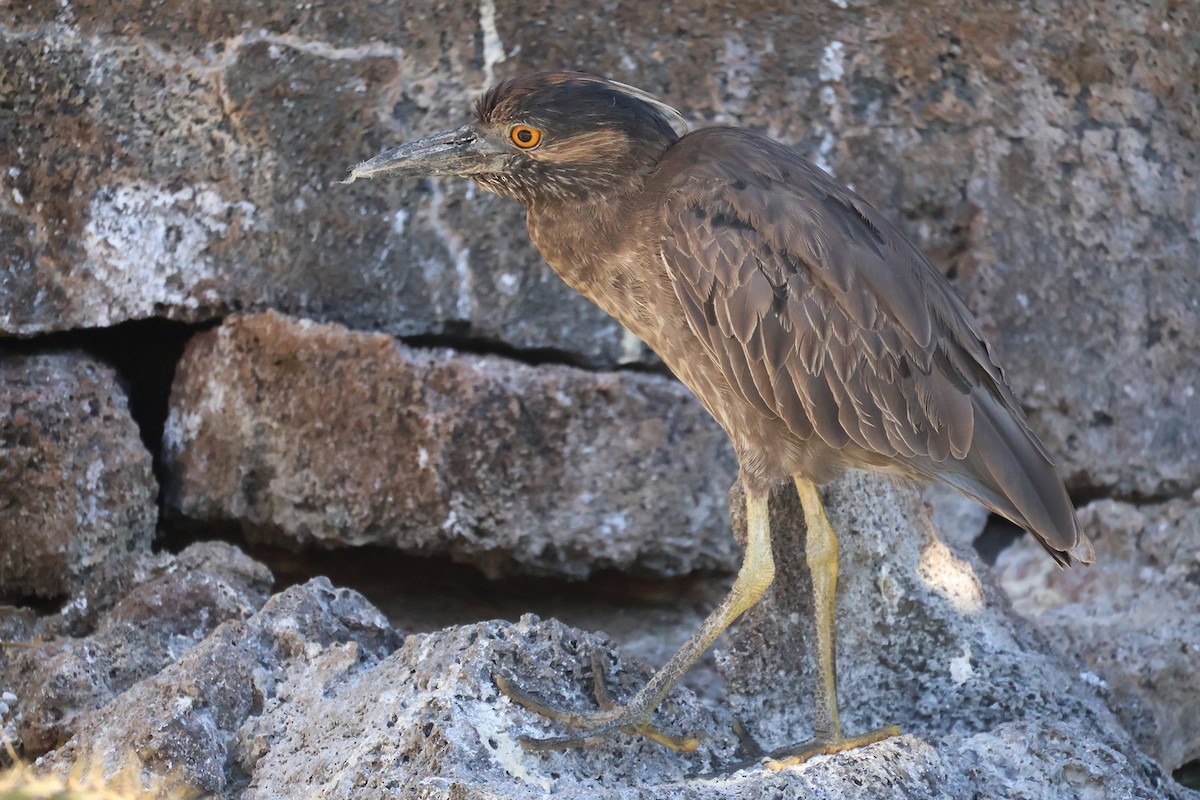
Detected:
left=510, top=125, right=542, bottom=149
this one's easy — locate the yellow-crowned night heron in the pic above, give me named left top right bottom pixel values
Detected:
left=345, top=71, right=1092, bottom=765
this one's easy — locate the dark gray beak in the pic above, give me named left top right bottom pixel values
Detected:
left=341, top=124, right=509, bottom=184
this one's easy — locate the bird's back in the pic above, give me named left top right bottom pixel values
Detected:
left=646, top=127, right=1092, bottom=565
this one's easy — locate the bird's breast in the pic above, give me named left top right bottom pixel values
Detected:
left=527, top=207, right=669, bottom=340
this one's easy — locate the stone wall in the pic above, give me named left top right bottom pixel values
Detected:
left=1, top=1, right=1197, bottom=797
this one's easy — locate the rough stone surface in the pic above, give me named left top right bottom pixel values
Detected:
left=0, top=3, right=644, bottom=367
left=40, top=577, right=401, bottom=797
left=994, top=491, right=1200, bottom=774
left=0, top=353, right=157, bottom=598
left=0, top=542, right=272, bottom=757
left=342, top=551, right=734, bottom=707
left=795, top=4, right=1200, bottom=501
left=721, top=471, right=1191, bottom=799
left=235, top=605, right=1185, bottom=799
left=238, top=615, right=740, bottom=799
left=162, top=312, right=738, bottom=578
left=34, top=475, right=1194, bottom=799
left=2, top=1, right=1195, bottom=497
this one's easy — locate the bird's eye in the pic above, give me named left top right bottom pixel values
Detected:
left=509, top=125, right=543, bottom=149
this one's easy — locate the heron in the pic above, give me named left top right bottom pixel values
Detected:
left=344, top=71, right=1092, bottom=766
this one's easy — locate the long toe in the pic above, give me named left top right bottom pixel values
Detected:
left=763, top=724, right=902, bottom=770
left=516, top=722, right=698, bottom=753
left=494, top=673, right=612, bottom=728
left=493, top=672, right=699, bottom=752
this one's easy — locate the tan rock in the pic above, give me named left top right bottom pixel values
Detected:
left=162, top=312, right=738, bottom=578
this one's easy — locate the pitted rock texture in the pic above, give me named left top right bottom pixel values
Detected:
left=238, top=615, right=740, bottom=799
left=2, top=1, right=1195, bottom=497
left=0, top=353, right=157, bottom=598
left=719, top=471, right=1189, bottom=800
left=994, top=491, right=1200, bottom=775
left=40, top=577, right=401, bottom=797
left=0, top=542, right=272, bottom=758
left=30, top=475, right=1192, bottom=799
left=162, top=312, right=738, bottom=578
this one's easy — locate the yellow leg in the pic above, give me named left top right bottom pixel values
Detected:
left=761, top=477, right=899, bottom=769
left=796, top=477, right=841, bottom=739
left=496, top=483, right=776, bottom=751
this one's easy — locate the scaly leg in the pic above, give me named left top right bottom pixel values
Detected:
left=495, top=484, right=776, bottom=751
left=760, top=477, right=899, bottom=769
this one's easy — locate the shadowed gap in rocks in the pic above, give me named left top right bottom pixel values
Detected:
left=973, top=513, right=1026, bottom=566
left=400, top=328, right=670, bottom=375
left=1176, top=758, right=1200, bottom=790
left=0, top=315, right=672, bottom=531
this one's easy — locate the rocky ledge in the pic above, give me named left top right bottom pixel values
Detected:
left=2, top=473, right=1193, bottom=799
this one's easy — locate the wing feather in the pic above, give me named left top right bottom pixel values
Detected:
left=663, top=185, right=963, bottom=464
left=651, top=126, right=1087, bottom=562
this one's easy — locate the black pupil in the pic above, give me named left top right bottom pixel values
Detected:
left=517, top=129, right=533, bottom=143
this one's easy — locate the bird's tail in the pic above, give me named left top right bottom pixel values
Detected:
left=930, top=389, right=1094, bottom=567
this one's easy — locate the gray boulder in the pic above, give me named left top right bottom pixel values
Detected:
left=41, top=577, right=401, bottom=797
left=30, top=475, right=1192, bottom=799
left=0, top=542, right=272, bottom=757
left=994, top=491, right=1200, bottom=776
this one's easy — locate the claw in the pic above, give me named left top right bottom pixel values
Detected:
left=635, top=724, right=700, bottom=752
left=731, top=718, right=766, bottom=760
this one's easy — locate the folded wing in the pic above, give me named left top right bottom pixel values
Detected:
left=656, top=128, right=1091, bottom=565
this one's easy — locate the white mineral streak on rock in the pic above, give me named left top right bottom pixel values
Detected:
left=82, top=181, right=256, bottom=323
left=478, top=0, right=505, bottom=86
left=426, top=181, right=473, bottom=320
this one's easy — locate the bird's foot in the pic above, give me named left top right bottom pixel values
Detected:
left=733, top=719, right=901, bottom=769
left=494, top=651, right=700, bottom=752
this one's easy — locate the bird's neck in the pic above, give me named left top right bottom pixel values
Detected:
left=524, top=186, right=662, bottom=337
left=525, top=191, right=630, bottom=292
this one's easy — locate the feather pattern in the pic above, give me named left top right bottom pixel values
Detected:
left=651, top=127, right=1088, bottom=564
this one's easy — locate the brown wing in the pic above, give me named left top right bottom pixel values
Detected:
left=654, top=127, right=1090, bottom=564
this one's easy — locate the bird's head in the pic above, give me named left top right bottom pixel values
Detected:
left=344, top=71, right=687, bottom=204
